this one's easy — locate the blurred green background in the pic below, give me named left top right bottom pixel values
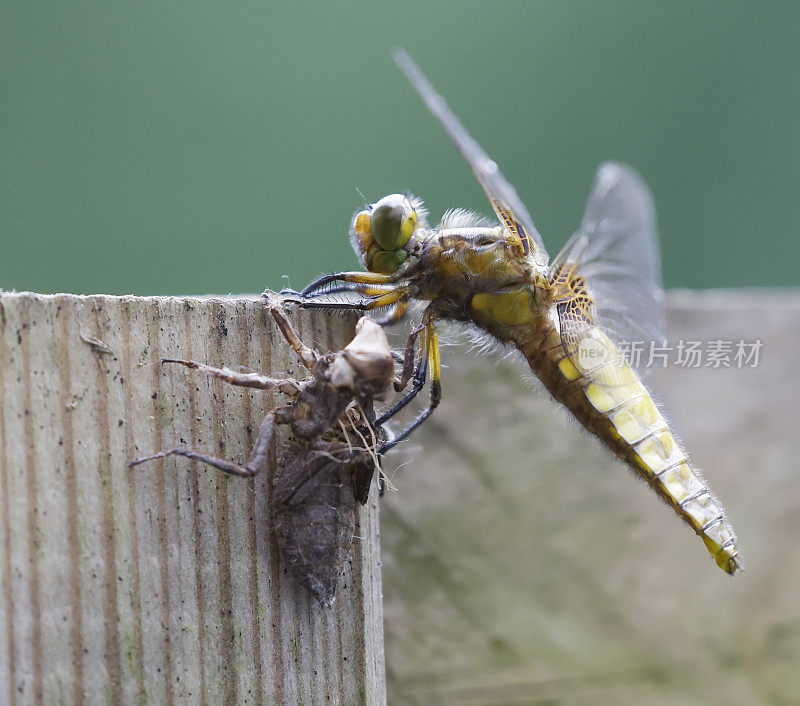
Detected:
left=2, top=1, right=798, bottom=296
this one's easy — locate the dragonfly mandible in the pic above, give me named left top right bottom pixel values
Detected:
left=291, top=49, right=743, bottom=575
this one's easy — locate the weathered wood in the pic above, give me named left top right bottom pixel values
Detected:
left=0, top=292, right=385, bottom=705
left=382, top=289, right=800, bottom=705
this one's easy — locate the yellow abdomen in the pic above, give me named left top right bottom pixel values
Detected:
left=527, top=327, right=743, bottom=575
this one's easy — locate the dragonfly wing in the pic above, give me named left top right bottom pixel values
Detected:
left=393, top=48, right=549, bottom=267
left=551, top=163, right=665, bottom=375
left=551, top=267, right=636, bottom=388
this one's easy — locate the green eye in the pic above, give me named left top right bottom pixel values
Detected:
left=371, top=249, right=407, bottom=274
left=370, top=194, right=416, bottom=250
left=475, top=236, right=494, bottom=247
left=364, top=242, right=381, bottom=270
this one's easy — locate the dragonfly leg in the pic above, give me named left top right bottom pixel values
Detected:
left=396, top=323, right=426, bottom=390
left=302, top=283, right=358, bottom=298
left=162, top=358, right=300, bottom=395
left=377, top=324, right=426, bottom=423
left=293, top=288, right=406, bottom=312
left=129, top=409, right=280, bottom=478
left=379, top=319, right=441, bottom=453
left=262, top=292, right=320, bottom=370
left=300, top=271, right=394, bottom=297
left=301, top=281, right=405, bottom=301
left=371, top=298, right=409, bottom=327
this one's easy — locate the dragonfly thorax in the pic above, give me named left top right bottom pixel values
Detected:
left=436, top=226, right=532, bottom=284
left=402, top=226, right=540, bottom=325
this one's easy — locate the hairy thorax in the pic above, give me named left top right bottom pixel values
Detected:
left=406, top=229, right=551, bottom=347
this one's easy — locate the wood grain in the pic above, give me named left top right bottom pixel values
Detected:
left=0, top=292, right=385, bottom=705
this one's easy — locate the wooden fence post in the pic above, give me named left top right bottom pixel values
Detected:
left=0, top=292, right=385, bottom=705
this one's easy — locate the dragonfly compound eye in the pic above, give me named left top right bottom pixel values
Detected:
left=370, top=194, right=417, bottom=251
left=370, top=248, right=407, bottom=274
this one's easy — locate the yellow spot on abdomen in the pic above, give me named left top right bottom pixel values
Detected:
left=558, top=357, right=581, bottom=381
left=610, top=397, right=663, bottom=443
left=634, top=431, right=684, bottom=474
left=584, top=380, right=646, bottom=413
left=584, top=383, right=615, bottom=412
left=682, top=494, right=722, bottom=528
left=659, top=462, right=704, bottom=503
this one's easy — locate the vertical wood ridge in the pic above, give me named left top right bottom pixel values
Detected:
left=120, top=299, right=147, bottom=705
left=57, top=301, right=85, bottom=705
left=21, top=303, right=44, bottom=704
left=237, top=301, right=265, bottom=706
left=0, top=303, right=17, bottom=706
left=148, top=302, right=175, bottom=705
left=209, top=303, right=237, bottom=704
left=180, top=301, right=209, bottom=706
left=91, top=297, right=123, bottom=703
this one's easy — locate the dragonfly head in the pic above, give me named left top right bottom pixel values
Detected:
left=350, top=194, right=419, bottom=274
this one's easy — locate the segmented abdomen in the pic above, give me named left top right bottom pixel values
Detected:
left=526, top=326, right=743, bottom=575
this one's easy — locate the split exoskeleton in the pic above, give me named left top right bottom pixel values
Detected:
left=130, top=293, right=412, bottom=604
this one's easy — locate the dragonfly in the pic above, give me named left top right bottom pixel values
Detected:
left=292, top=49, right=743, bottom=575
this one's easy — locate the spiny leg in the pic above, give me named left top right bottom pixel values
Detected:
left=331, top=283, right=407, bottom=298
left=302, top=283, right=361, bottom=298
left=300, top=271, right=394, bottom=298
left=301, top=281, right=402, bottom=301
left=294, top=288, right=407, bottom=312
left=262, top=293, right=319, bottom=370
left=129, top=410, right=280, bottom=478
left=162, top=358, right=300, bottom=395
left=376, top=351, right=427, bottom=426
left=379, top=319, right=441, bottom=453
left=297, top=285, right=354, bottom=300
left=371, top=298, right=409, bottom=327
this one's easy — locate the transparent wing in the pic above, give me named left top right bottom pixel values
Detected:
left=557, top=298, right=640, bottom=389
left=551, top=163, right=665, bottom=373
left=393, top=48, right=549, bottom=267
